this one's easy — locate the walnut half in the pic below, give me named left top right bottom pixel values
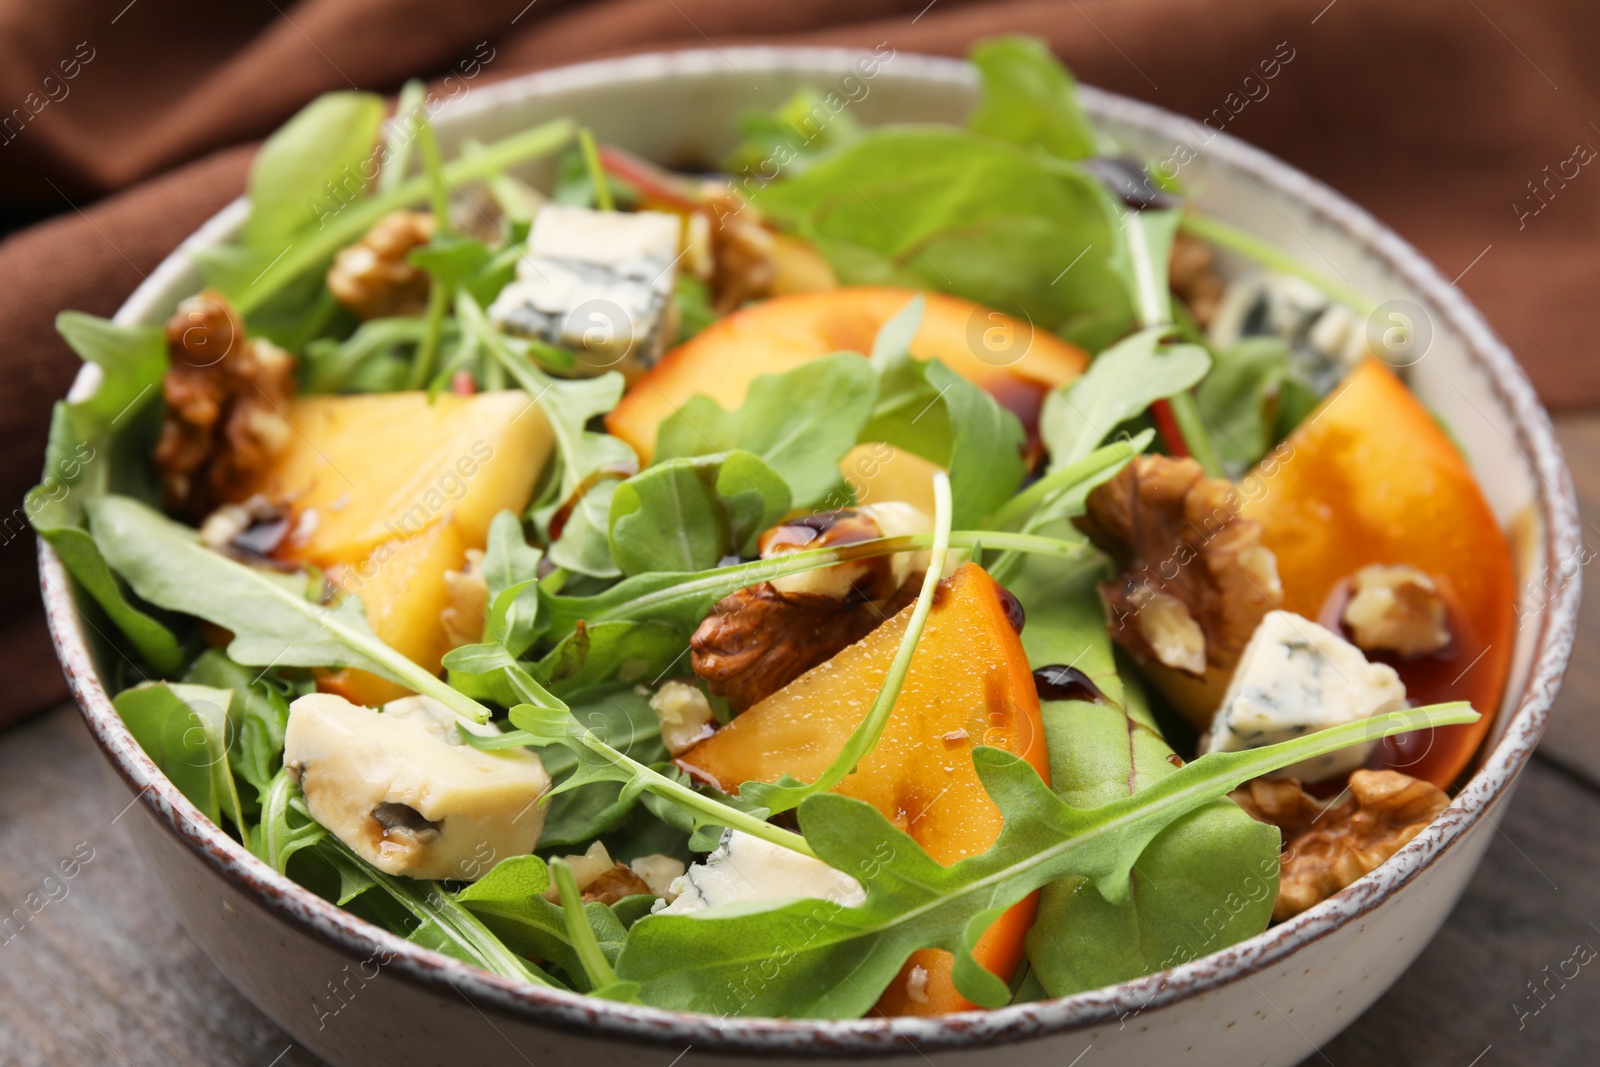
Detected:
left=326, top=210, right=437, bottom=320
left=1232, top=769, right=1450, bottom=921
left=1074, top=455, right=1282, bottom=683
left=154, top=291, right=296, bottom=518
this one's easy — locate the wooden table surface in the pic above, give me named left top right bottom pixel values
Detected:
left=4, top=420, right=1600, bottom=1067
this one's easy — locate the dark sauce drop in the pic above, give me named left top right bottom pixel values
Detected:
left=1032, top=663, right=1109, bottom=704
left=1080, top=156, right=1181, bottom=212
left=995, top=585, right=1026, bottom=633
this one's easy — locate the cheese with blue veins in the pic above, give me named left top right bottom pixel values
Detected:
left=651, top=829, right=865, bottom=916
left=1200, top=610, right=1407, bottom=782
left=488, top=205, right=680, bottom=376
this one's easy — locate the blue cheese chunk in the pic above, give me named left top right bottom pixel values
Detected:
left=651, top=829, right=865, bottom=916
left=488, top=205, right=681, bottom=375
left=284, top=693, right=551, bottom=880
left=1200, top=610, right=1407, bottom=783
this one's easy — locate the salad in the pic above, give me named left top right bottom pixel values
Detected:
left=30, top=36, right=1514, bottom=1019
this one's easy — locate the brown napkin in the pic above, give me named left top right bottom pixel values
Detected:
left=2, top=0, right=1596, bottom=727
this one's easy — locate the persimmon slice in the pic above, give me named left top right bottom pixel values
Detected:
left=677, top=562, right=1048, bottom=1014
left=1241, top=359, right=1516, bottom=788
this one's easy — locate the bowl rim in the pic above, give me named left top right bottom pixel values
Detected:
left=39, top=45, right=1581, bottom=1056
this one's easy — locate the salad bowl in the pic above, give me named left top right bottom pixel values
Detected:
left=41, top=46, right=1579, bottom=1067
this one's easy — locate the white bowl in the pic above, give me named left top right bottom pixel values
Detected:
left=41, top=47, right=1580, bottom=1067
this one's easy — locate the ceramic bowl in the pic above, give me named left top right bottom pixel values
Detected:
left=40, top=47, right=1580, bottom=1067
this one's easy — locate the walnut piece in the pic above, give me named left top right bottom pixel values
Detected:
left=154, top=291, right=296, bottom=519
left=1075, top=455, right=1282, bottom=678
left=1232, top=769, right=1450, bottom=921
left=690, top=504, right=932, bottom=710
left=540, top=841, right=682, bottom=904
left=1169, top=231, right=1225, bottom=329
left=1343, top=564, right=1451, bottom=657
left=691, top=581, right=920, bottom=712
left=326, top=210, right=437, bottom=320
left=699, top=184, right=777, bottom=314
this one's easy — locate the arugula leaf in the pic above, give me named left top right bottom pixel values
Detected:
left=27, top=315, right=182, bottom=672
left=257, top=769, right=329, bottom=873
left=533, top=620, right=683, bottom=696
left=654, top=353, right=875, bottom=508
left=615, top=704, right=1475, bottom=1018
left=479, top=329, right=637, bottom=578
left=863, top=299, right=1026, bottom=525
left=966, top=36, right=1100, bottom=161
left=739, top=472, right=952, bottom=815
left=722, top=87, right=867, bottom=179
left=115, top=683, right=247, bottom=845
left=242, top=92, right=386, bottom=248
left=1038, top=326, right=1210, bottom=469
left=608, top=452, right=789, bottom=575
left=317, top=837, right=558, bottom=986
left=508, top=702, right=806, bottom=858
left=1196, top=337, right=1294, bottom=474
left=481, top=510, right=544, bottom=657
left=301, top=315, right=437, bottom=394
left=87, top=495, right=495, bottom=723
left=181, top=649, right=291, bottom=799
left=456, top=855, right=632, bottom=991
left=1009, top=558, right=1279, bottom=996
left=755, top=126, right=1133, bottom=350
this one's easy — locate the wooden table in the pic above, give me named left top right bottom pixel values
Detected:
left=4, top=420, right=1599, bottom=1067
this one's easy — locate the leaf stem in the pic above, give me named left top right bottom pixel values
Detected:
left=745, top=474, right=953, bottom=815
left=987, top=434, right=1149, bottom=532
left=551, top=859, right=618, bottom=988
left=578, top=129, right=614, bottom=212
left=1179, top=211, right=1378, bottom=318
left=234, top=118, right=575, bottom=315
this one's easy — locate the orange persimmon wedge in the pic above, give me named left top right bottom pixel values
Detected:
left=1240, top=358, right=1515, bottom=788
left=605, top=286, right=1089, bottom=466
left=248, top=391, right=553, bottom=706
left=677, top=562, right=1048, bottom=1015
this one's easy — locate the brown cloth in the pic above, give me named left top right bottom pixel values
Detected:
left=2, top=0, right=1597, bottom=727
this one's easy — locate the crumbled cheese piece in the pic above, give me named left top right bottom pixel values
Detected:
left=629, top=854, right=687, bottom=899
left=284, top=693, right=549, bottom=880
left=1201, top=610, right=1407, bottom=782
left=648, top=680, right=716, bottom=755
left=1342, top=564, right=1451, bottom=657
left=652, top=830, right=865, bottom=916
left=906, top=964, right=931, bottom=1005
left=487, top=205, right=681, bottom=375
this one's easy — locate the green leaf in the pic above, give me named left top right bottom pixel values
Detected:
left=966, top=36, right=1100, bottom=161
left=615, top=704, right=1475, bottom=1018
left=862, top=302, right=1027, bottom=526
left=115, top=683, right=247, bottom=844
left=507, top=702, right=807, bottom=858
left=755, top=126, right=1134, bottom=351
left=87, top=495, right=493, bottom=724
left=654, top=354, right=876, bottom=507
left=721, top=87, right=867, bottom=179
left=481, top=510, right=544, bottom=656
left=318, top=838, right=558, bottom=986
left=243, top=92, right=386, bottom=248
left=1196, top=337, right=1294, bottom=474
left=551, top=859, right=639, bottom=1000
left=457, top=855, right=633, bottom=991
left=27, top=316, right=181, bottom=672
left=1039, top=326, right=1210, bottom=469
left=534, top=621, right=683, bottom=695
left=1009, top=557, right=1279, bottom=996
left=608, top=452, right=790, bottom=576
left=181, top=649, right=291, bottom=798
